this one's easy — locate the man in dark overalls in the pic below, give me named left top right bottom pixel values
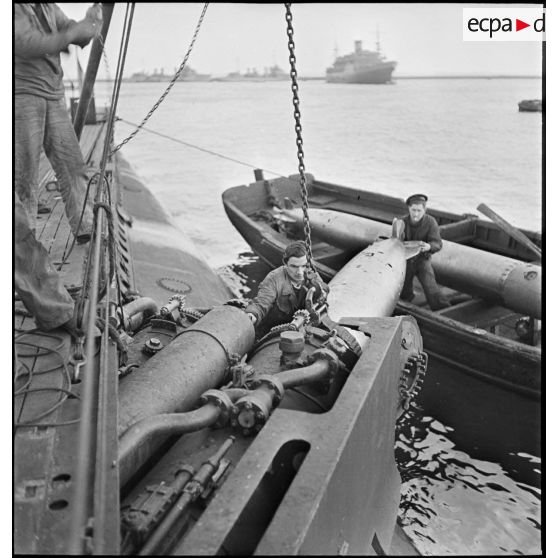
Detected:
left=245, top=241, right=329, bottom=337
left=400, top=194, right=450, bottom=310
left=14, top=4, right=101, bottom=330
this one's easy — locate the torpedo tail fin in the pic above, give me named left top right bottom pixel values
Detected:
left=392, top=218, right=421, bottom=259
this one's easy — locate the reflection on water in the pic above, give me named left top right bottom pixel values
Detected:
left=396, top=404, right=541, bottom=555
left=219, top=254, right=541, bottom=556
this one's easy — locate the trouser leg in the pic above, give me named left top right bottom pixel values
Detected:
left=43, top=98, right=94, bottom=238
left=416, top=258, right=449, bottom=310
left=14, top=192, right=74, bottom=330
left=15, top=95, right=46, bottom=233
left=400, top=261, right=415, bottom=301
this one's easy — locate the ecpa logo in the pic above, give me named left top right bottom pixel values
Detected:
left=463, top=8, right=545, bottom=41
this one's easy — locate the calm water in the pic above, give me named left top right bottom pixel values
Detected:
left=97, top=78, right=542, bottom=554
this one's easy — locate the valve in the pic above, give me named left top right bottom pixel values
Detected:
left=160, top=295, right=185, bottom=318
left=143, top=337, right=163, bottom=355
left=199, top=389, right=235, bottom=428
left=232, top=375, right=284, bottom=436
left=279, top=330, right=305, bottom=368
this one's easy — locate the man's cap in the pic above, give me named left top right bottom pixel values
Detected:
left=405, top=194, right=428, bottom=206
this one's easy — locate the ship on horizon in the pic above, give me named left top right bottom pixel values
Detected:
left=126, top=65, right=211, bottom=82
left=211, top=64, right=290, bottom=82
left=326, top=39, right=397, bottom=84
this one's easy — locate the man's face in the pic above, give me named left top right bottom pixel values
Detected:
left=285, top=255, right=307, bottom=284
left=408, top=203, right=426, bottom=223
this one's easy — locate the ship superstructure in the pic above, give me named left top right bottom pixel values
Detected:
left=326, top=39, right=397, bottom=84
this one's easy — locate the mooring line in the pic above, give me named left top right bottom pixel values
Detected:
left=115, top=117, right=289, bottom=179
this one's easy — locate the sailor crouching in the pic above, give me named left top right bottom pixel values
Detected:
left=245, top=241, right=329, bottom=337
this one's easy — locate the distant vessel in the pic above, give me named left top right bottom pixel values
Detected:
left=326, top=39, right=397, bottom=84
left=518, top=99, right=542, bottom=112
left=126, top=65, right=211, bottom=82
left=212, top=64, right=290, bottom=82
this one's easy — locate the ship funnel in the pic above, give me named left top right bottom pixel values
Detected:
left=355, top=40, right=363, bottom=53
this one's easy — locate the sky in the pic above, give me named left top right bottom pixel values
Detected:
left=58, top=3, right=544, bottom=79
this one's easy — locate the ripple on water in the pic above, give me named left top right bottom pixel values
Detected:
left=396, top=407, right=541, bottom=555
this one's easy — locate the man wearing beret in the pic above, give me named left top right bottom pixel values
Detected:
left=400, top=194, right=450, bottom=310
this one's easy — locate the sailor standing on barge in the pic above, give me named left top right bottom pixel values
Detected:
left=14, top=3, right=101, bottom=331
left=400, top=194, right=450, bottom=311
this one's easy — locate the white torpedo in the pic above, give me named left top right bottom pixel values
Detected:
left=325, top=220, right=420, bottom=349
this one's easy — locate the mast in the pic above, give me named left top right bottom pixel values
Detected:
left=73, top=3, right=115, bottom=140
left=376, top=25, right=381, bottom=53
left=75, top=46, right=84, bottom=92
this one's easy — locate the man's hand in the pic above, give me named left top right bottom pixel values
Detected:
left=85, top=3, right=103, bottom=23
left=419, top=241, right=431, bottom=253
left=68, top=11, right=101, bottom=48
left=246, top=312, right=257, bottom=325
left=306, top=270, right=327, bottom=302
left=306, top=270, right=320, bottom=285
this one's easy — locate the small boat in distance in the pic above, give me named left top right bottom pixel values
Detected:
left=326, top=39, right=397, bottom=84
left=518, top=99, right=542, bottom=112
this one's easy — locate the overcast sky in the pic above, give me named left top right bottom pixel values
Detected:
left=58, top=3, right=544, bottom=79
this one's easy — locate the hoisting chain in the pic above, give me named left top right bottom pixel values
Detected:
left=285, top=3, right=314, bottom=271
left=111, top=2, right=209, bottom=155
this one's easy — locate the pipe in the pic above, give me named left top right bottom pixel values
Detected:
left=119, top=404, right=220, bottom=473
left=138, top=437, right=235, bottom=555
left=73, top=3, right=115, bottom=140
left=120, top=296, right=158, bottom=331
left=118, top=306, right=254, bottom=435
left=275, top=360, right=332, bottom=389
left=119, top=388, right=248, bottom=486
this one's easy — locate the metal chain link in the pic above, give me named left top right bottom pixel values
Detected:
left=111, top=2, right=209, bottom=155
left=285, top=3, right=314, bottom=271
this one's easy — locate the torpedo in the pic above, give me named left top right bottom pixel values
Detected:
left=325, top=220, right=421, bottom=348
left=327, top=220, right=419, bottom=322
left=281, top=207, right=541, bottom=319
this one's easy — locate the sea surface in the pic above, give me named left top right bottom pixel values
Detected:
left=97, top=77, right=542, bottom=555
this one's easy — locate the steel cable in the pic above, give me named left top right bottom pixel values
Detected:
left=111, top=3, right=209, bottom=155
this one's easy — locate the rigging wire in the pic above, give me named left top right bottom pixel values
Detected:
left=69, top=4, right=136, bottom=553
left=111, top=2, right=209, bottom=155
left=115, top=117, right=291, bottom=178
